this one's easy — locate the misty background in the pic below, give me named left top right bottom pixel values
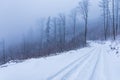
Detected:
left=0, top=0, right=100, bottom=45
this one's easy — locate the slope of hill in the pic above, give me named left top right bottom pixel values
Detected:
left=0, top=41, right=120, bottom=80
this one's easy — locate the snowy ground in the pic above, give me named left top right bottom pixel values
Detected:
left=0, top=41, right=120, bottom=80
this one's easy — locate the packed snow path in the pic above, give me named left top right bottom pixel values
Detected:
left=48, top=44, right=106, bottom=80
left=0, top=41, right=120, bottom=80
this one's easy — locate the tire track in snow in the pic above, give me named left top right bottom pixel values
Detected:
left=88, top=45, right=107, bottom=80
left=101, top=47, right=108, bottom=80
left=70, top=46, right=102, bottom=80
left=74, top=45, right=106, bottom=80
left=93, top=46, right=108, bottom=80
left=62, top=46, right=100, bottom=80
left=88, top=46, right=103, bottom=80
left=47, top=47, right=96, bottom=80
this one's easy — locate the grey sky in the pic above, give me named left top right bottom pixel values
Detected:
left=0, top=0, right=100, bottom=43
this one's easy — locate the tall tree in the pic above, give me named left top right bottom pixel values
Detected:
left=2, top=40, right=6, bottom=64
left=115, top=0, right=119, bottom=35
left=78, top=0, right=89, bottom=44
left=22, top=35, right=27, bottom=58
left=112, top=0, right=116, bottom=40
left=46, top=17, right=51, bottom=45
left=100, top=0, right=110, bottom=40
left=53, top=18, right=57, bottom=44
left=59, top=14, right=66, bottom=49
left=70, top=9, right=77, bottom=43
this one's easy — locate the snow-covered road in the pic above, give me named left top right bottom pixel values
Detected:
left=0, top=41, right=120, bottom=80
left=48, top=44, right=105, bottom=80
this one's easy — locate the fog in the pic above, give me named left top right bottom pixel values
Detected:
left=0, top=0, right=100, bottom=44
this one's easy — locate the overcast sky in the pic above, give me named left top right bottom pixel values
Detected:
left=0, top=0, right=100, bottom=43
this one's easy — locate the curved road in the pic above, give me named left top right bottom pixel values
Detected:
left=48, top=43, right=119, bottom=80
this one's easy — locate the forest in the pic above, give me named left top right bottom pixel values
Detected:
left=0, top=0, right=120, bottom=65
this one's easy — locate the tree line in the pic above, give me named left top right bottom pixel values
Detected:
left=100, top=0, right=120, bottom=40
left=0, top=0, right=120, bottom=65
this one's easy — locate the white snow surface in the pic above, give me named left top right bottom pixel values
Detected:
left=0, top=41, right=120, bottom=80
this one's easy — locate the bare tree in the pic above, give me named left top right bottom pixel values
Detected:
left=53, top=18, right=57, bottom=44
left=106, top=0, right=110, bottom=38
left=119, top=15, right=120, bottom=33
left=100, top=0, right=110, bottom=40
left=2, top=40, right=6, bottom=64
left=57, top=18, right=63, bottom=51
left=70, top=9, right=77, bottom=43
left=78, top=0, right=89, bottom=44
left=46, top=17, right=51, bottom=45
left=100, top=0, right=106, bottom=40
left=22, top=35, right=27, bottom=58
left=112, top=0, right=116, bottom=40
left=115, top=0, right=119, bottom=36
left=59, top=14, right=66, bottom=49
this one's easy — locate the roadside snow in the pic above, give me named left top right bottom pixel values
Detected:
left=0, top=41, right=120, bottom=80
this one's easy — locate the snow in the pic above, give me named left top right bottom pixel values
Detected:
left=0, top=41, right=120, bottom=80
